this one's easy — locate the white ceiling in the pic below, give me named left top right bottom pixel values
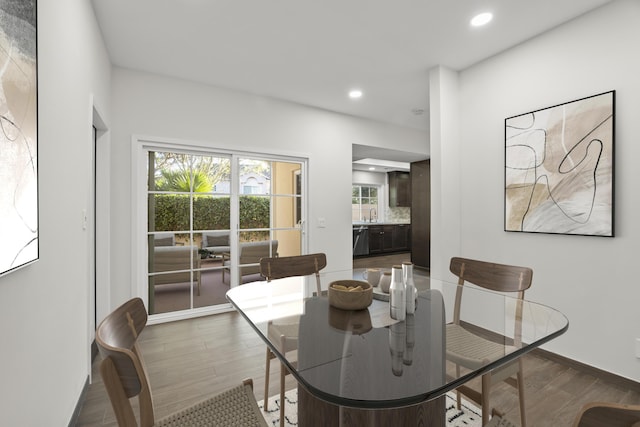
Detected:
left=91, top=0, right=612, bottom=166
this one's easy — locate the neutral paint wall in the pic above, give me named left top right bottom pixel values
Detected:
left=432, top=0, right=640, bottom=381
left=110, top=68, right=428, bottom=307
left=0, top=0, right=112, bottom=424
left=352, top=170, right=387, bottom=187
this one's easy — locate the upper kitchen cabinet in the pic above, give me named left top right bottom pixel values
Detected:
left=388, top=171, right=410, bottom=207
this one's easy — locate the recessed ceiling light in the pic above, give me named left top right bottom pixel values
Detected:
left=349, top=89, right=363, bottom=99
left=471, top=12, right=493, bottom=27
left=368, top=167, right=376, bottom=171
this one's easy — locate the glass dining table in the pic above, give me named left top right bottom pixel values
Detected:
left=226, top=274, right=568, bottom=426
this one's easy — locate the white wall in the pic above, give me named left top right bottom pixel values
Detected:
left=432, top=0, right=640, bottom=381
left=0, top=0, right=111, bottom=425
left=110, top=68, right=428, bottom=306
left=352, top=170, right=387, bottom=187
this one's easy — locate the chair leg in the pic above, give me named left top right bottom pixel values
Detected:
left=517, top=359, right=527, bottom=427
left=280, top=361, right=286, bottom=427
left=481, top=374, right=491, bottom=426
left=264, top=348, right=271, bottom=411
left=456, top=364, right=462, bottom=410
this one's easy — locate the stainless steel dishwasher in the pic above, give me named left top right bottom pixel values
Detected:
left=352, top=225, right=369, bottom=256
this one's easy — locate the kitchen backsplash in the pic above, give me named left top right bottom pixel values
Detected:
left=385, top=207, right=410, bottom=223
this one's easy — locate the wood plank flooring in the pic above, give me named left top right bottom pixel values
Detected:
left=76, top=254, right=640, bottom=426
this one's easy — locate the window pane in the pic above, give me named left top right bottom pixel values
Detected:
left=239, top=159, right=271, bottom=195
left=150, top=151, right=230, bottom=194
left=232, top=234, right=277, bottom=284
left=148, top=238, right=199, bottom=314
left=201, top=156, right=231, bottom=193
left=239, top=195, right=271, bottom=229
left=272, top=194, right=297, bottom=228
left=239, top=230, right=270, bottom=243
left=148, top=194, right=190, bottom=232
left=193, top=195, right=230, bottom=231
left=273, top=229, right=302, bottom=257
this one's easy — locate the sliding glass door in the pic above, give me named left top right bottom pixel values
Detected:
left=144, top=146, right=305, bottom=318
left=147, top=151, right=231, bottom=315
left=231, top=158, right=303, bottom=285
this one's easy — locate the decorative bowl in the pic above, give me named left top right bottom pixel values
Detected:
left=328, top=280, right=373, bottom=310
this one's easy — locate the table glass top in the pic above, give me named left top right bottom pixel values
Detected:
left=226, top=276, right=568, bottom=409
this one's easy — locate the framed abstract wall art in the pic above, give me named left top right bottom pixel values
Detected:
left=505, top=91, right=614, bottom=237
left=0, top=1, right=38, bottom=276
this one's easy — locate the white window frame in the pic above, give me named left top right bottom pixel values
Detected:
left=352, top=183, right=382, bottom=222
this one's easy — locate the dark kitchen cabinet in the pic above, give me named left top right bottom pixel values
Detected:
left=410, top=160, right=430, bottom=269
left=392, top=224, right=410, bottom=251
left=388, top=171, right=410, bottom=207
left=368, top=224, right=410, bottom=254
left=368, top=225, right=392, bottom=254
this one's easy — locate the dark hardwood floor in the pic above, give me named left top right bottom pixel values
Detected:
left=76, top=253, right=640, bottom=426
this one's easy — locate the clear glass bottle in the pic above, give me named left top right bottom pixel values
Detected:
left=389, top=265, right=406, bottom=321
left=402, top=262, right=416, bottom=314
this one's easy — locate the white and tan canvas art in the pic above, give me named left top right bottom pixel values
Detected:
left=505, top=91, right=614, bottom=237
left=0, top=1, right=38, bottom=275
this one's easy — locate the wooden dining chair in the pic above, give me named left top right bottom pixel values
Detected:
left=571, top=401, right=640, bottom=427
left=446, top=257, right=533, bottom=427
left=259, top=252, right=327, bottom=427
left=96, top=297, right=267, bottom=427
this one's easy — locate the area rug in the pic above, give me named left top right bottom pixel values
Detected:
left=258, top=389, right=482, bottom=426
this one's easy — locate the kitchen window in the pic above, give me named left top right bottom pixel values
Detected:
left=352, top=185, right=379, bottom=222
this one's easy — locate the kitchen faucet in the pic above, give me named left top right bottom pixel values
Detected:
left=369, top=208, right=377, bottom=223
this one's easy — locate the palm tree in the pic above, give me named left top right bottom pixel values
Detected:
left=156, top=169, right=213, bottom=193
left=151, top=152, right=227, bottom=193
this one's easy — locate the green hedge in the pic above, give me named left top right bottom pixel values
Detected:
left=151, top=194, right=270, bottom=231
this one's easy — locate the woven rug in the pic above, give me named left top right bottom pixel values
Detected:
left=258, top=389, right=482, bottom=426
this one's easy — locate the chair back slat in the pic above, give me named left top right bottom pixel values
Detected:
left=96, top=298, right=155, bottom=427
left=450, top=257, right=533, bottom=336
left=450, top=257, right=532, bottom=293
left=260, top=253, right=327, bottom=295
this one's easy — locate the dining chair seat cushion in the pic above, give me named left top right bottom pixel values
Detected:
left=154, top=381, right=267, bottom=427
left=446, top=324, right=518, bottom=373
